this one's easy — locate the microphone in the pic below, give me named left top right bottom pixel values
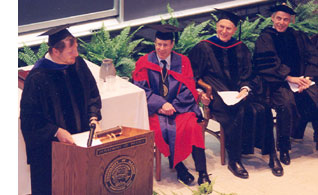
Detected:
left=87, top=123, right=96, bottom=147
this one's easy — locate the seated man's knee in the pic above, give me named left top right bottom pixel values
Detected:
left=275, top=101, right=296, bottom=116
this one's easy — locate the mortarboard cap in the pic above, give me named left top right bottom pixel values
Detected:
left=215, top=8, right=241, bottom=27
left=270, top=4, right=296, bottom=15
left=215, top=8, right=242, bottom=40
left=39, top=24, right=73, bottom=47
left=148, top=24, right=182, bottom=43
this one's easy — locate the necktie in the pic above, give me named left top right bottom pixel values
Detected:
left=161, top=60, right=167, bottom=78
left=160, top=60, right=169, bottom=97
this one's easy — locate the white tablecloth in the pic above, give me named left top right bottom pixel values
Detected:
left=18, top=60, right=149, bottom=194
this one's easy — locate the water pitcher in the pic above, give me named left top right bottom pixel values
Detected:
left=99, top=58, right=116, bottom=82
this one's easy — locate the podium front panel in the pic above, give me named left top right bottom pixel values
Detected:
left=52, top=127, right=154, bottom=195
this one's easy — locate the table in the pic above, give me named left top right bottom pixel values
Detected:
left=18, top=60, right=149, bottom=194
left=86, top=60, right=149, bottom=130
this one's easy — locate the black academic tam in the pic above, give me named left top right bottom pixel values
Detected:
left=39, top=24, right=73, bottom=46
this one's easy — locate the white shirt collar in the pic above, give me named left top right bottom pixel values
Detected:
left=156, top=54, right=171, bottom=70
left=45, top=53, right=53, bottom=61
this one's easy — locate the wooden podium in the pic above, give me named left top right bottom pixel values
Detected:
left=52, top=127, right=154, bottom=195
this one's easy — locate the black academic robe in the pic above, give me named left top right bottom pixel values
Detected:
left=20, top=56, right=102, bottom=165
left=254, top=27, right=318, bottom=142
left=189, top=36, right=275, bottom=160
left=311, top=34, right=318, bottom=50
left=254, top=27, right=318, bottom=105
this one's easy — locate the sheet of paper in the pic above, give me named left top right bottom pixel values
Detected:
left=217, top=91, right=247, bottom=106
left=72, top=131, right=102, bottom=148
left=288, top=81, right=315, bottom=92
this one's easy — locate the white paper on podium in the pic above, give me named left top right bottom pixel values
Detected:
left=72, top=131, right=102, bottom=148
left=288, top=81, right=315, bottom=92
left=217, top=91, right=247, bottom=106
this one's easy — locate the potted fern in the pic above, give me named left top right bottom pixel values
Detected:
left=78, top=25, right=145, bottom=78
left=17, top=0, right=318, bottom=70
left=142, top=3, right=213, bottom=56
left=288, top=0, right=318, bottom=36
left=18, top=42, right=49, bottom=66
left=240, top=0, right=318, bottom=52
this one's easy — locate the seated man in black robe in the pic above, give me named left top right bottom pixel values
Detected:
left=253, top=4, right=318, bottom=162
left=311, top=34, right=318, bottom=50
left=188, top=10, right=283, bottom=179
left=309, top=34, right=318, bottom=150
left=20, top=24, right=102, bottom=195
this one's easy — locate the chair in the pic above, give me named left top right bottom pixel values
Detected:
left=197, top=79, right=226, bottom=165
left=154, top=79, right=226, bottom=181
left=154, top=145, right=162, bottom=181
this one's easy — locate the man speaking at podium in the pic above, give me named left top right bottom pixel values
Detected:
left=20, top=24, right=102, bottom=195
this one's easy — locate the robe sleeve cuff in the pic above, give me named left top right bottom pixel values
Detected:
left=54, top=131, right=58, bottom=137
left=240, top=86, right=251, bottom=92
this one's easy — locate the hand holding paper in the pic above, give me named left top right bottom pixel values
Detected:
left=217, top=91, right=248, bottom=106
left=237, top=88, right=249, bottom=99
left=288, top=80, right=315, bottom=92
left=72, top=131, right=102, bottom=147
left=56, top=128, right=75, bottom=144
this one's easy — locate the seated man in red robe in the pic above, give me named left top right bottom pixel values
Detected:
left=132, top=24, right=211, bottom=185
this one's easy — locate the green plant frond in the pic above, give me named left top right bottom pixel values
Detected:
left=116, top=57, right=135, bottom=65
left=18, top=52, right=34, bottom=65
left=36, top=42, right=49, bottom=59
left=179, top=24, right=197, bottom=40
left=210, top=13, right=218, bottom=22
left=286, top=0, right=318, bottom=36
left=263, top=0, right=318, bottom=37
left=165, top=3, right=179, bottom=27
left=167, top=3, right=174, bottom=14
left=294, top=0, right=318, bottom=21
left=90, top=37, right=105, bottom=56
left=79, top=38, right=96, bottom=54
left=115, top=27, right=131, bottom=44
left=142, top=40, right=155, bottom=46
left=18, top=44, right=38, bottom=65
left=257, top=17, right=272, bottom=31
left=127, top=38, right=144, bottom=54
left=78, top=37, right=86, bottom=45
left=191, top=20, right=210, bottom=35
left=129, top=25, right=144, bottom=39
left=160, top=17, right=167, bottom=25
left=116, top=57, right=136, bottom=77
left=78, top=53, right=88, bottom=60
left=158, top=3, right=179, bottom=27
left=137, top=52, right=148, bottom=56
left=197, top=181, right=213, bottom=194
left=175, top=20, right=212, bottom=55
left=102, top=34, right=113, bottom=53
left=102, top=26, right=112, bottom=42
left=111, top=27, right=136, bottom=57
left=242, top=17, right=261, bottom=33
left=86, top=51, right=105, bottom=64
